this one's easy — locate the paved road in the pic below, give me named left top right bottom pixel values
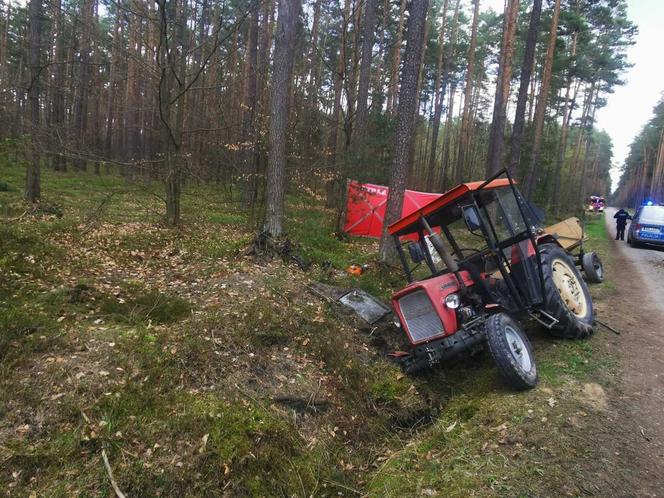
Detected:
left=603, top=207, right=664, bottom=496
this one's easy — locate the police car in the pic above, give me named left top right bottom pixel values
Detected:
left=627, top=202, right=664, bottom=247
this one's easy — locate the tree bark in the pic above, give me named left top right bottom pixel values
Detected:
left=25, top=0, right=41, bottom=203
left=508, top=0, right=542, bottom=175
left=523, top=0, right=561, bottom=199
left=379, top=0, right=430, bottom=263
left=264, top=0, right=301, bottom=237
left=486, top=0, right=519, bottom=176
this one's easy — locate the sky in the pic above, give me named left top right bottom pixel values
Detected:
left=482, top=0, right=664, bottom=193
left=594, top=0, right=664, bottom=192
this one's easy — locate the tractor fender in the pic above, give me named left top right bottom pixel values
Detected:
left=536, top=233, right=562, bottom=248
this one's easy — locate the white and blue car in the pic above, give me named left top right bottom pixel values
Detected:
left=628, top=204, right=664, bottom=247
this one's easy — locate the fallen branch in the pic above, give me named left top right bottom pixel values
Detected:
left=102, top=448, right=127, bottom=498
left=7, top=209, right=30, bottom=222
left=595, top=318, right=621, bottom=335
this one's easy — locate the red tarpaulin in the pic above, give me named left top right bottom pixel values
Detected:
left=343, top=180, right=442, bottom=238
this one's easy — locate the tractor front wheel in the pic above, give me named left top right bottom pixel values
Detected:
left=539, top=243, right=594, bottom=339
left=486, top=313, right=538, bottom=390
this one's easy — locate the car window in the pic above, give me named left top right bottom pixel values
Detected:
left=639, top=206, right=664, bottom=224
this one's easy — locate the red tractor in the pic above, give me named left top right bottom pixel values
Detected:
left=388, top=170, right=594, bottom=390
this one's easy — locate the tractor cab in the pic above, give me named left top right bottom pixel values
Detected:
left=388, top=170, right=595, bottom=390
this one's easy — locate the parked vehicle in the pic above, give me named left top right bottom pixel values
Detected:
left=627, top=204, right=664, bottom=247
left=588, top=195, right=606, bottom=212
left=388, top=170, right=595, bottom=390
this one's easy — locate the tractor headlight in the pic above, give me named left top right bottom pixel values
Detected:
left=445, top=293, right=461, bottom=309
left=392, top=315, right=401, bottom=328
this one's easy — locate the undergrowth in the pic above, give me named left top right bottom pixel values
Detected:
left=0, top=162, right=622, bottom=496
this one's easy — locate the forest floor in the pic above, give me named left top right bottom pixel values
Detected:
left=0, top=163, right=655, bottom=497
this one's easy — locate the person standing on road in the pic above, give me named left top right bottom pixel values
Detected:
left=614, top=208, right=632, bottom=241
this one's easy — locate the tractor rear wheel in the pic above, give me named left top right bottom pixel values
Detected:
left=582, top=251, right=604, bottom=283
left=539, top=243, right=594, bottom=339
left=486, top=313, right=538, bottom=390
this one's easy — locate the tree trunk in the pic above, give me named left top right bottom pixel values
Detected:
left=407, top=0, right=432, bottom=183
left=425, top=0, right=456, bottom=191
left=125, top=0, right=141, bottom=171
left=486, top=0, right=519, bottom=176
left=649, top=128, right=664, bottom=202
left=0, top=0, right=8, bottom=89
left=378, top=0, right=430, bottom=263
left=325, top=0, right=350, bottom=208
left=508, top=0, right=542, bottom=175
left=523, top=0, right=561, bottom=199
left=72, top=0, right=94, bottom=171
left=264, top=0, right=300, bottom=237
left=241, top=9, right=259, bottom=206
left=550, top=42, right=580, bottom=215
left=351, top=0, right=377, bottom=152
left=344, top=0, right=362, bottom=147
left=156, top=0, right=188, bottom=226
left=454, top=0, right=480, bottom=184
left=25, top=0, right=41, bottom=203
left=51, top=0, right=67, bottom=171
left=441, top=80, right=457, bottom=190
left=386, top=0, right=407, bottom=114
left=104, top=7, right=121, bottom=161
left=564, top=83, right=594, bottom=206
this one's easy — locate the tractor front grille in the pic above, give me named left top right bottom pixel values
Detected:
left=398, top=290, right=444, bottom=343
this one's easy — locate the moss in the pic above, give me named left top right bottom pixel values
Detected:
left=98, top=282, right=191, bottom=325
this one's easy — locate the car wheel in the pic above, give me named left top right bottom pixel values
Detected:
left=539, top=243, right=594, bottom=339
left=582, top=251, right=604, bottom=283
left=485, top=313, right=538, bottom=390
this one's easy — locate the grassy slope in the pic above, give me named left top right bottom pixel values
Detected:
left=367, top=214, right=620, bottom=497
left=1, top=162, right=621, bottom=496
